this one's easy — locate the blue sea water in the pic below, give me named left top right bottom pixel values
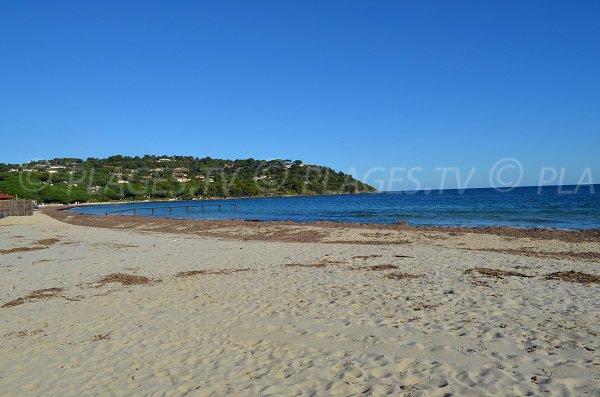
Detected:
left=70, top=185, right=600, bottom=230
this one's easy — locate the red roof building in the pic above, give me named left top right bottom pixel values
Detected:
left=0, top=194, right=15, bottom=200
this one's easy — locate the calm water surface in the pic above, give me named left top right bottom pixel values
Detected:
left=70, top=185, right=600, bottom=230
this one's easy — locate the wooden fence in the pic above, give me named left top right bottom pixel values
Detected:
left=0, top=200, right=34, bottom=218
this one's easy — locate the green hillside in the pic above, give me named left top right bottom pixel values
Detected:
left=0, top=155, right=376, bottom=204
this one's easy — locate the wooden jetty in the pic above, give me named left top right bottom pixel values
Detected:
left=104, top=203, right=238, bottom=216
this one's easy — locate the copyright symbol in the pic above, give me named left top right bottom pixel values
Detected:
left=489, top=158, right=523, bottom=192
left=18, top=171, right=48, bottom=193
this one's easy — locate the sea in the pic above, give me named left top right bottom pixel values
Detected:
left=70, top=185, right=600, bottom=230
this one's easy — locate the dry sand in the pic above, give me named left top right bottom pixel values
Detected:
left=0, top=212, right=599, bottom=396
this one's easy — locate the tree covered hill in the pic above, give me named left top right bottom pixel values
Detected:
left=0, top=155, right=376, bottom=204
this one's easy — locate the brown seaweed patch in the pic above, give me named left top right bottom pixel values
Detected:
left=36, top=238, right=60, bottom=246
left=385, top=272, right=421, bottom=280
left=319, top=259, right=346, bottom=265
left=91, top=243, right=139, bottom=250
left=468, top=267, right=533, bottom=278
left=175, top=268, right=251, bottom=277
left=467, top=248, right=600, bottom=263
left=352, top=255, right=383, bottom=260
left=286, top=262, right=329, bottom=268
left=287, top=257, right=345, bottom=268
left=367, top=264, right=399, bottom=271
left=544, top=271, right=600, bottom=284
left=2, top=287, right=64, bottom=308
left=95, top=273, right=158, bottom=286
left=0, top=246, right=46, bottom=255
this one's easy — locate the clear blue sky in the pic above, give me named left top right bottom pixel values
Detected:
left=1, top=0, right=599, bottom=189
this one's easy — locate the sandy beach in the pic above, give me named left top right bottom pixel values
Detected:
left=1, top=211, right=598, bottom=396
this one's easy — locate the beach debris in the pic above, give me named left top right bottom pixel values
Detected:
left=92, top=331, right=113, bottom=341
left=61, top=295, right=83, bottom=302
left=385, top=272, right=421, bottom=280
left=366, top=264, right=399, bottom=271
left=467, top=267, right=533, bottom=278
left=3, top=328, right=45, bottom=338
left=95, top=273, right=157, bottom=286
left=544, top=271, right=600, bottom=284
left=36, top=238, right=60, bottom=246
left=286, top=258, right=345, bottom=268
left=319, top=258, right=346, bottom=265
left=174, top=268, right=250, bottom=278
left=33, top=259, right=53, bottom=265
left=413, top=303, right=438, bottom=311
left=360, top=231, right=394, bottom=238
left=469, top=279, right=492, bottom=288
left=352, top=255, right=383, bottom=260
left=91, top=242, right=139, bottom=250
left=286, top=262, right=328, bottom=268
left=2, top=287, right=64, bottom=308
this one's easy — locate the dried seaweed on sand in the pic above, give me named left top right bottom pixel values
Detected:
left=367, top=264, right=399, bottom=271
left=36, top=238, right=60, bottom=246
left=95, top=273, right=157, bottom=286
left=545, top=271, right=600, bottom=284
left=2, top=288, right=64, bottom=308
left=175, top=268, right=251, bottom=277
left=385, top=272, right=421, bottom=280
left=0, top=246, right=46, bottom=255
left=352, top=255, right=383, bottom=260
left=468, top=267, right=533, bottom=278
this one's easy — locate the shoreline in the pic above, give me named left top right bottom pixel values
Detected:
left=43, top=206, right=600, bottom=262
left=49, top=206, right=600, bottom=240
left=46, top=191, right=380, bottom=208
left=59, top=192, right=600, bottom=232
